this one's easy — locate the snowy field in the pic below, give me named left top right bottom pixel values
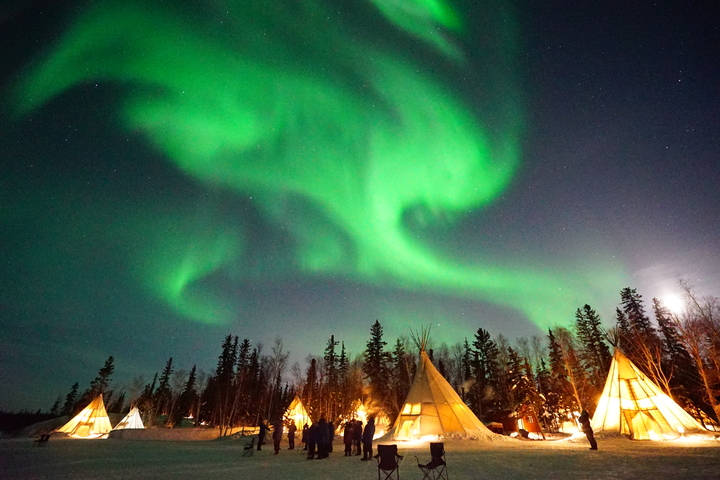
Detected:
left=3, top=434, right=720, bottom=480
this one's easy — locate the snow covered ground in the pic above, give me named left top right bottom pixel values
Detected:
left=3, top=434, right=719, bottom=480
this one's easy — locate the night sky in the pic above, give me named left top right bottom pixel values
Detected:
left=1, top=0, right=718, bottom=412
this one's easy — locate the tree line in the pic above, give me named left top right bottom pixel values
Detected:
left=37, top=281, right=720, bottom=434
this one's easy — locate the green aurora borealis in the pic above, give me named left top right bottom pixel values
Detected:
left=7, top=0, right=625, bottom=332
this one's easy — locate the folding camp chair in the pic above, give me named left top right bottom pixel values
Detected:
left=34, top=433, right=51, bottom=446
left=243, top=437, right=256, bottom=457
left=416, top=442, right=447, bottom=480
left=375, top=444, right=403, bottom=480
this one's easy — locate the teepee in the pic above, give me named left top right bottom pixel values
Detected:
left=56, top=394, right=112, bottom=439
left=591, top=350, right=709, bottom=439
left=112, top=406, right=145, bottom=430
left=284, top=395, right=312, bottom=431
left=392, top=329, right=499, bottom=440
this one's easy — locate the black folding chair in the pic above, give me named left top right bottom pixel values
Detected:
left=375, top=444, right=403, bottom=480
left=34, top=433, right=51, bottom=446
left=416, top=442, right=447, bottom=480
left=243, top=437, right=256, bottom=457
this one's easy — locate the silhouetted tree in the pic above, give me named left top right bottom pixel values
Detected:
left=470, top=328, right=501, bottom=419
left=154, top=357, right=174, bottom=422
left=574, top=304, right=612, bottom=389
left=363, top=320, right=392, bottom=412
left=171, top=364, right=197, bottom=426
left=49, top=395, right=62, bottom=417
left=81, top=356, right=115, bottom=406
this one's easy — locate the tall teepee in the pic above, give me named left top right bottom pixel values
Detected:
left=56, top=394, right=113, bottom=439
left=591, top=350, right=710, bottom=440
left=284, top=395, right=312, bottom=431
left=112, top=406, right=145, bottom=430
left=392, top=329, right=499, bottom=440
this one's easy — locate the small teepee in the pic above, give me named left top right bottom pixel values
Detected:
left=284, top=395, right=312, bottom=431
left=591, top=350, right=710, bottom=440
left=112, top=406, right=145, bottom=430
left=392, top=328, right=499, bottom=440
left=56, top=394, right=113, bottom=439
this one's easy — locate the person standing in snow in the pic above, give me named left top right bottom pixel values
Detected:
left=353, top=420, right=363, bottom=456
left=257, top=418, right=268, bottom=451
left=287, top=421, right=297, bottom=450
left=306, top=423, right=318, bottom=460
left=360, top=417, right=375, bottom=461
left=272, top=419, right=284, bottom=454
left=316, top=417, right=329, bottom=459
left=327, top=419, right=335, bottom=454
left=578, top=410, right=598, bottom=450
left=301, top=423, right=309, bottom=450
left=343, top=421, right=354, bottom=456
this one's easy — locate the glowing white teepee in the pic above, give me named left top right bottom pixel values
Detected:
left=284, top=395, right=311, bottom=431
left=56, top=394, right=112, bottom=439
left=112, top=406, right=145, bottom=430
left=592, top=350, right=710, bottom=440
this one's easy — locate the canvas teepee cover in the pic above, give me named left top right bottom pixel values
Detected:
left=284, top=396, right=311, bottom=431
left=591, top=350, right=709, bottom=439
left=56, top=394, right=112, bottom=439
left=112, top=406, right=145, bottom=430
left=392, top=348, right=498, bottom=440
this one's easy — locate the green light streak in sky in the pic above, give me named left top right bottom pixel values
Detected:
left=11, top=0, right=624, bottom=329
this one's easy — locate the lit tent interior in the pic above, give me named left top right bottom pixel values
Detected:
left=392, top=331, right=500, bottom=441
left=56, top=394, right=113, bottom=439
left=591, top=350, right=711, bottom=440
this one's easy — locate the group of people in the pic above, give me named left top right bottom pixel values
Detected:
left=302, top=417, right=335, bottom=459
left=256, top=418, right=298, bottom=454
left=254, top=416, right=378, bottom=460
left=342, top=418, right=375, bottom=460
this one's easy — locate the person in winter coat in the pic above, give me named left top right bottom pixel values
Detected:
left=301, top=423, right=308, bottom=450
left=316, top=417, right=329, bottom=459
left=353, top=420, right=363, bottom=456
left=343, top=421, right=354, bottom=456
left=288, top=422, right=297, bottom=450
left=360, top=417, right=375, bottom=461
left=257, top=418, right=268, bottom=451
left=327, top=420, right=335, bottom=453
left=306, top=423, right=318, bottom=460
left=578, top=410, right=598, bottom=450
left=272, top=419, right=284, bottom=454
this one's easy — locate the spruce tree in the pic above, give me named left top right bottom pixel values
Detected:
left=62, top=382, right=79, bottom=415
left=391, top=338, right=411, bottom=417
left=653, top=298, right=698, bottom=402
left=620, top=287, right=656, bottom=337
left=615, top=307, right=630, bottom=344
left=471, top=328, right=501, bottom=419
left=172, top=364, right=197, bottom=426
left=304, top=357, right=318, bottom=413
left=49, top=395, right=62, bottom=417
left=323, top=335, right=339, bottom=418
left=213, top=335, right=238, bottom=431
left=574, top=305, right=611, bottom=389
left=363, top=320, right=392, bottom=411
left=87, top=356, right=115, bottom=400
left=154, top=357, right=174, bottom=422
